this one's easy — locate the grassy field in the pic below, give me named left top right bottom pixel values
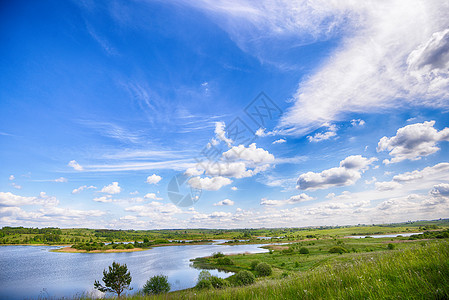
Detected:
left=1, top=219, right=447, bottom=245
left=129, top=239, right=449, bottom=299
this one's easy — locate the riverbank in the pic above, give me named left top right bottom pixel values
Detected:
left=141, top=240, right=449, bottom=299
left=51, top=246, right=149, bottom=253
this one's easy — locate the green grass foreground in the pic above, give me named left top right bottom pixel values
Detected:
left=128, top=241, right=449, bottom=300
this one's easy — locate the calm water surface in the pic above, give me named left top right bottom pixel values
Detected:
left=0, top=243, right=268, bottom=300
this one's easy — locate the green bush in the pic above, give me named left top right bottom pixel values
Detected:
left=387, top=243, right=395, bottom=250
left=217, top=257, right=234, bottom=265
left=255, top=262, right=272, bottom=277
left=197, top=270, right=212, bottom=282
left=195, top=279, right=212, bottom=290
left=143, top=275, right=170, bottom=295
left=299, top=247, right=309, bottom=254
left=209, top=276, right=230, bottom=289
left=234, top=270, right=255, bottom=286
left=212, top=252, right=225, bottom=258
left=125, top=244, right=134, bottom=249
left=329, top=246, right=349, bottom=254
left=250, top=260, right=260, bottom=270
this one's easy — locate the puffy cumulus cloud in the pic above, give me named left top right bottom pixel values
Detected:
left=72, top=185, right=96, bottom=194
left=146, top=174, right=162, bottom=184
left=272, top=138, right=286, bottom=144
left=188, top=176, right=232, bottom=191
left=100, top=182, right=121, bottom=194
left=307, top=124, right=337, bottom=143
left=0, top=191, right=58, bottom=207
left=297, top=155, right=376, bottom=190
left=214, top=199, right=234, bottom=206
left=339, top=155, right=377, bottom=170
left=68, top=160, right=83, bottom=171
left=260, top=193, right=314, bottom=206
left=231, top=186, right=238, bottom=191
left=144, top=193, right=162, bottom=201
left=430, top=183, right=449, bottom=197
left=377, top=121, right=449, bottom=164
left=205, top=162, right=254, bottom=179
left=185, top=167, right=204, bottom=176
left=9, top=175, right=14, bottom=181
left=223, top=143, right=275, bottom=164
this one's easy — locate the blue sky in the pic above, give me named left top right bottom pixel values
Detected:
left=1, top=0, right=449, bottom=229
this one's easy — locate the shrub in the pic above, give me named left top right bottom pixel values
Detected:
left=282, top=248, right=294, bottom=254
left=217, top=257, right=234, bottom=265
left=250, top=260, right=260, bottom=270
left=387, top=243, right=395, bottom=250
left=234, top=270, right=255, bottom=286
left=329, top=246, right=349, bottom=254
left=195, top=279, right=212, bottom=290
left=212, top=252, right=225, bottom=258
left=143, top=275, right=170, bottom=295
left=299, top=247, right=309, bottom=254
left=125, top=244, right=134, bottom=249
left=197, top=270, right=212, bottom=282
left=255, top=262, right=272, bottom=277
left=209, top=276, right=230, bottom=289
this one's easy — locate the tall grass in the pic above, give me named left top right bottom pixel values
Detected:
left=135, top=241, right=449, bottom=299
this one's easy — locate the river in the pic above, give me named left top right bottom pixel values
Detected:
left=0, top=243, right=268, bottom=299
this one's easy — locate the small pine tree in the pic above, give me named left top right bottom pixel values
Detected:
left=94, top=262, right=132, bottom=297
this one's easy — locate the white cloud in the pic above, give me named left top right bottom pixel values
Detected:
left=93, top=195, right=113, bottom=203
left=377, top=121, right=449, bottom=164
left=375, top=181, right=402, bottom=191
left=146, top=174, right=162, bottom=184
left=222, top=143, right=274, bottom=164
left=11, top=183, right=22, bottom=190
left=351, top=119, right=365, bottom=127
left=130, top=191, right=139, bottom=195
left=261, top=193, right=314, bottom=206
left=272, top=138, right=286, bottom=144
left=307, top=124, right=337, bottom=142
left=205, top=162, right=254, bottom=179
left=211, top=121, right=233, bottom=147
left=0, top=191, right=58, bottom=207
left=214, top=199, right=234, bottom=206
left=100, top=182, right=121, bottom=194
left=9, top=175, right=14, bottom=181
left=276, top=2, right=449, bottom=134
left=188, top=176, right=232, bottom=191
left=297, top=155, right=377, bottom=190
left=68, top=160, right=83, bottom=171
left=144, top=193, right=162, bottom=201
left=72, top=185, right=96, bottom=194
left=365, top=177, right=377, bottom=185
left=430, top=183, right=449, bottom=197
left=53, top=177, right=68, bottom=183
left=231, top=186, right=238, bottom=191
left=185, top=167, right=204, bottom=176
